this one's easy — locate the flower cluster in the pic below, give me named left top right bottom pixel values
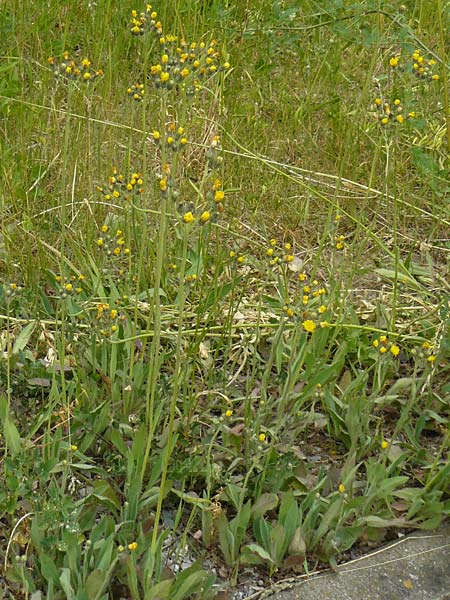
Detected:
left=130, top=5, right=162, bottom=36
left=411, top=50, right=439, bottom=81
left=55, top=274, right=84, bottom=299
left=95, top=303, right=125, bottom=338
left=127, top=83, right=145, bottom=101
left=372, top=335, right=400, bottom=356
left=48, top=52, right=103, bottom=82
left=229, top=250, right=246, bottom=265
left=335, top=234, right=346, bottom=250
left=373, top=97, right=414, bottom=126
left=411, top=341, right=437, bottom=364
left=96, top=225, right=131, bottom=259
left=152, top=123, right=188, bottom=152
left=174, top=138, right=225, bottom=226
left=264, top=239, right=295, bottom=267
left=389, top=50, right=440, bottom=82
left=149, top=38, right=230, bottom=94
left=2, top=282, right=22, bottom=303
left=97, top=169, right=144, bottom=204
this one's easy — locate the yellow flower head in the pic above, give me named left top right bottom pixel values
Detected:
left=390, top=344, right=400, bottom=356
left=303, top=320, right=316, bottom=333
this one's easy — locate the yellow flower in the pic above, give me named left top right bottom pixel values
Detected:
left=128, top=542, right=138, bottom=551
left=101, top=224, right=109, bottom=233
left=389, top=56, right=399, bottom=67
left=338, top=483, right=345, bottom=493
left=200, top=211, right=211, bottom=223
left=396, top=115, right=404, bottom=124
left=183, top=211, right=195, bottom=223
left=70, top=445, right=78, bottom=451
left=427, top=355, right=436, bottom=363
left=303, top=320, right=316, bottom=333
left=65, top=283, right=73, bottom=292
left=374, top=98, right=382, bottom=106
left=318, top=305, right=327, bottom=314
left=258, top=433, right=266, bottom=443
left=390, top=344, right=400, bottom=356
left=214, top=190, right=225, bottom=202
left=160, top=72, right=170, bottom=82
left=225, top=409, right=233, bottom=418
left=381, top=440, right=388, bottom=449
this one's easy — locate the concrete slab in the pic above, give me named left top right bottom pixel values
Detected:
left=264, top=523, right=450, bottom=600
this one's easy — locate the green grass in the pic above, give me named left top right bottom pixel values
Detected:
left=1, top=0, right=449, bottom=598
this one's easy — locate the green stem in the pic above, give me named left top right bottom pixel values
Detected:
left=151, top=230, right=189, bottom=553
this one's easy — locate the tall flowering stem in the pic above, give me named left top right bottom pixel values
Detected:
left=141, top=93, right=169, bottom=485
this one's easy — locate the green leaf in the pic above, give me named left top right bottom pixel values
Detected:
left=96, top=534, right=114, bottom=572
left=171, top=571, right=207, bottom=600
left=0, top=395, right=22, bottom=456
left=288, top=526, right=307, bottom=556
left=270, top=522, right=288, bottom=565
left=216, top=511, right=234, bottom=565
left=252, top=492, right=279, bottom=518
left=60, top=568, right=75, bottom=600
left=12, top=321, right=36, bottom=354
left=40, top=554, right=59, bottom=585
left=362, top=516, right=407, bottom=528
left=253, top=517, right=271, bottom=549
left=85, top=569, right=105, bottom=600
left=144, top=579, right=173, bottom=600
left=241, top=543, right=274, bottom=564
left=279, top=492, right=299, bottom=542
left=91, top=481, right=121, bottom=511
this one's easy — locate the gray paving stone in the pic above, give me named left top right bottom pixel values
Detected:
left=265, top=523, right=450, bottom=600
